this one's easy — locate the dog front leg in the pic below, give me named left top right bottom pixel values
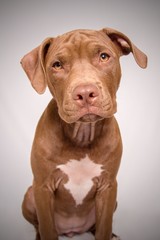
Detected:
left=95, top=180, right=117, bottom=240
left=34, top=185, right=58, bottom=240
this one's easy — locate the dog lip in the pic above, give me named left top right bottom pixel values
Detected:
left=62, top=104, right=115, bottom=123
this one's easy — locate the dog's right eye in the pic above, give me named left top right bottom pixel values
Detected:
left=52, top=61, right=62, bottom=70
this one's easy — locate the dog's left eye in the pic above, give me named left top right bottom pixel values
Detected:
left=100, top=53, right=110, bottom=62
left=52, top=61, right=62, bottom=70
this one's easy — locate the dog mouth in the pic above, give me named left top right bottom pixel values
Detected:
left=61, top=105, right=115, bottom=124
left=61, top=98, right=116, bottom=123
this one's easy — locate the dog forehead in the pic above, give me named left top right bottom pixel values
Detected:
left=56, top=29, right=105, bottom=43
left=49, top=29, right=112, bottom=56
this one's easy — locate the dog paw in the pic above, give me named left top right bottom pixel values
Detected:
left=58, top=232, right=120, bottom=240
left=111, top=233, right=121, bottom=240
left=58, top=232, right=95, bottom=240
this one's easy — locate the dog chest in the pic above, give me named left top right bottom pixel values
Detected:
left=56, top=155, right=103, bottom=206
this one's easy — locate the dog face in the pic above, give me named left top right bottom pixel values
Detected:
left=21, top=28, right=147, bottom=123
left=45, top=30, right=122, bottom=123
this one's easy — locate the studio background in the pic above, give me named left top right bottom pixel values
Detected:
left=0, top=0, right=159, bottom=240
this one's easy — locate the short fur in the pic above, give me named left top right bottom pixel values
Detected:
left=21, top=28, right=147, bottom=240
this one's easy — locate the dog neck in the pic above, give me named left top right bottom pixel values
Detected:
left=62, top=119, right=105, bottom=147
left=73, top=122, right=96, bottom=142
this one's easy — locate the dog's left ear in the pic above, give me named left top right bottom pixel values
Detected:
left=102, top=28, right=147, bottom=68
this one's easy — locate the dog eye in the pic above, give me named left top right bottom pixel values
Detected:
left=100, top=52, right=110, bottom=62
left=52, top=61, right=62, bottom=70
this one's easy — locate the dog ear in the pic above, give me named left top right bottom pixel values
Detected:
left=102, top=28, right=147, bottom=69
left=21, top=38, right=53, bottom=94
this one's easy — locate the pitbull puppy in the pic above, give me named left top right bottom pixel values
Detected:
left=21, top=28, right=147, bottom=240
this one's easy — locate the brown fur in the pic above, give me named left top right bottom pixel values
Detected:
left=21, top=28, right=147, bottom=240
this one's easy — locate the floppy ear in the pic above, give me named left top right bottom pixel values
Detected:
left=102, top=28, right=147, bottom=69
left=20, top=38, right=53, bottom=94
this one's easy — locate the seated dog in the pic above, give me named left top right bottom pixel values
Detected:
left=21, top=27, right=147, bottom=240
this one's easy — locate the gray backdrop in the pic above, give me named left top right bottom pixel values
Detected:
left=0, top=0, right=160, bottom=240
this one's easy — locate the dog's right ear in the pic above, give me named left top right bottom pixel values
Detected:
left=20, top=38, right=53, bottom=94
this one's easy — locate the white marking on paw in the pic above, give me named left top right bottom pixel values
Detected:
left=56, top=155, right=103, bottom=205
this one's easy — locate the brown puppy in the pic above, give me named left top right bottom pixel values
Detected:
left=21, top=28, right=147, bottom=240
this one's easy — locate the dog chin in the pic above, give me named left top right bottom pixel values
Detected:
left=78, top=114, right=103, bottom=123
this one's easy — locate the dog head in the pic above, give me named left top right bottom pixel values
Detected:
left=21, top=28, right=147, bottom=123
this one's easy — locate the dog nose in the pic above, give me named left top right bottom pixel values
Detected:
left=72, top=84, right=99, bottom=106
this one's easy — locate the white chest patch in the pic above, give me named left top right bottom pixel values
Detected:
left=56, top=155, right=103, bottom=206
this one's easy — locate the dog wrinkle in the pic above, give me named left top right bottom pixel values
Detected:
left=72, top=121, right=96, bottom=143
